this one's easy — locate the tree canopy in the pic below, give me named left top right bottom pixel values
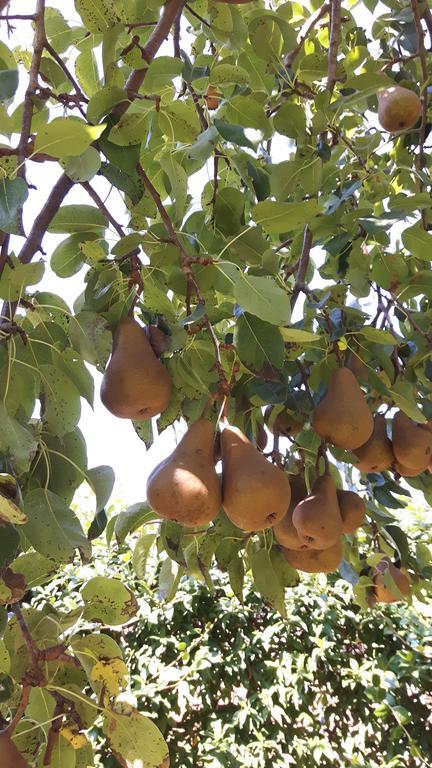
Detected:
left=0, top=0, right=432, bottom=766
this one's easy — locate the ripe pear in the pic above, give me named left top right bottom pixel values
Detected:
left=392, top=411, right=432, bottom=473
left=0, top=733, right=29, bottom=768
left=264, top=405, right=304, bottom=438
left=282, top=538, right=343, bottom=574
left=346, top=352, right=369, bottom=382
left=312, top=367, right=373, bottom=450
left=292, top=474, right=343, bottom=550
left=373, top=558, right=411, bottom=603
left=101, top=317, right=172, bottom=419
left=274, top=474, right=309, bottom=550
left=205, top=85, right=221, bottom=110
left=146, top=418, right=221, bottom=527
left=221, top=425, right=291, bottom=531
left=377, top=86, right=422, bottom=133
left=354, top=414, right=394, bottom=473
left=336, top=489, right=365, bottom=535
left=392, top=459, right=423, bottom=478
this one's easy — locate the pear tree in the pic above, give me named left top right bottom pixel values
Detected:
left=1, top=0, right=432, bottom=765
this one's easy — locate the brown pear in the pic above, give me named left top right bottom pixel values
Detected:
left=274, top=474, right=309, bottom=550
left=392, top=460, right=423, bottom=478
left=282, top=538, right=343, bottom=574
left=221, top=425, right=291, bottom=531
left=354, top=414, right=394, bottom=473
left=392, top=411, right=432, bottom=473
left=264, top=405, right=304, bottom=438
left=0, top=733, right=29, bottom=768
left=377, top=86, right=422, bottom=133
left=373, top=558, right=411, bottom=603
left=256, top=422, right=268, bottom=451
left=336, top=489, right=365, bottom=534
left=312, top=367, right=373, bottom=450
left=346, top=352, right=369, bottom=381
left=101, top=317, right=172, bottom=419
left=292, top=474, right=343, bottom=550
left=146, top=418, right=221, bottom=527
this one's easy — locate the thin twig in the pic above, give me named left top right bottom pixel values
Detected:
left=285, top=4, right=330, bottom=67
left=44, top=40, right=87, bottom=113
left=327, top=0, right=341, bottom=96
left=4, top=685, right=31, bottom=735
left=391, top=295, right=432, bottom=343
left=11, top=605, right=39, bottom=672
left=0, top=233, right=10, bottom=279
left=290, top=225, right=313, bottom=311
left=184, top=3, right=211, bottom=28
left=81, top=182, right=125, bottom=237
left=0, top=14, right=36, bottom=19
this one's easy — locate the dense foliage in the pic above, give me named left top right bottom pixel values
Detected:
left=1, top=0, right=432, bottom=765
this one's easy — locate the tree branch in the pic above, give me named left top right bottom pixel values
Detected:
left=81, top=182, right=125, bottom=237
left=17, top=0, right=46, bottom=208
left=136, top=163, right=229, bottom=395
left=290, top=225, right=313, bottom=311
left=285, top=4, right=330, bottom=68
left=327, top=0, right=341, bottom=96
left=116, top=0, right=185, bottom=116
left=18, top=173, right=74, bottom=264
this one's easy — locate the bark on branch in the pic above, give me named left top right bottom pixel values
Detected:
left=327, top=0, right=342, bottom=96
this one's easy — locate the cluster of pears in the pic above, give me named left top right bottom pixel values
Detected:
left=146, top=418, right=290, bottom=531
left=274, top=471, right=365, bottom=574
left=100, top=317, right=172, bottom=420
left=311, top=367, right=432, bottom=477
left=377, top=85, right=422, bottom=133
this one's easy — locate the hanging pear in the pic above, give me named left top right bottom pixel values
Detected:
left=373, top=558, right=411, bottom=603
left=393, top=459, right=423, bottom=478
left=354, top=414, right=394, bottom=473
left=101, top=317, right=172, bottom=419
left=336, top=490, right=365, bottom=534
left=0, top=733, right=29, bottom=768
left=292, top=473, right=343, bottom=549
left=392, top=411, right=432, bottom=473
left=274, top=474, right=309, bottom=550
left=377, top=86, right=422, bottom=133
left=282, top=538, right=343, bottom=574
left=146, top=418, right=221, bottom=527
left=264, top=405, right=304, bottom=438
left=221, top=425, right=291, bottom=531
left=312, top=367, right=373, bottom=449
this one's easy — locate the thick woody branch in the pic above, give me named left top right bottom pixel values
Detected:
left=290, top=225, right=313, bottom=311
left=327, top=0, right=341, bottom=96
left=116, top=0, right=184, bottom=116
left=17, top=0, right=46, bottom=190
left=18, top=173, right=74, bottom=264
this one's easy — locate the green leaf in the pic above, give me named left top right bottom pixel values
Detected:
left=210, top=63, right=249, bottom=86
left=388, top=380, right=427, bottom=423
left=82, top=576, right=138, bottom=625
left=221, top=95, right=270, bottom=137
left=51, top=232, right=98, bottom=277
left=0, top=70, right=18, bottom=101
left=274, top=101, right=306, bottom=139
left=114, top=502, right=157, bottom=544
left=23, top=488, right=90, bottom=563
left=218, top=262, right=291, bottom=325
left=75, top=0, right=120, bottom=32
left=0, top=258, right=44, bottom=300
left=279, top=327, right=318, bottom=343
left=87, top=465, right=115, bottom=513
left=0, top=177, right=28, bottom=234
left=214, top=119, right=255, bottom=149
left=34, top=117, right=105, bottom=158
left=158, top=100, right=201, bottom=143
left=133, top=533, right=156, bottom=580
left=48, top=204, right=108, bottom=234
left=60, top=146, right=101, bottom=182
left=249, top=547, right=286, bottom=616
left=108, top=100, right=154, bottom=146
left=234, top=313, right=284, bottom=370
left=158, top=557, right=182, bottom=601
left=143, top=56, right=184, bottom=92
left=103, top=708, right=169, bottom=768
left=41, top=363, right=81, bottom=436
left=356, top=327, right=397, bottom=345
left=69, top=310, right=112, bottom=366
left=10, top=553, right=58, bottom=588
left=160, top=154, right=188, bottom=221
left=401, top=221, right=432, bottom=261
left=253, top=199, right=322, bottom=234
left=0, top=405, right=37, bottom=473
